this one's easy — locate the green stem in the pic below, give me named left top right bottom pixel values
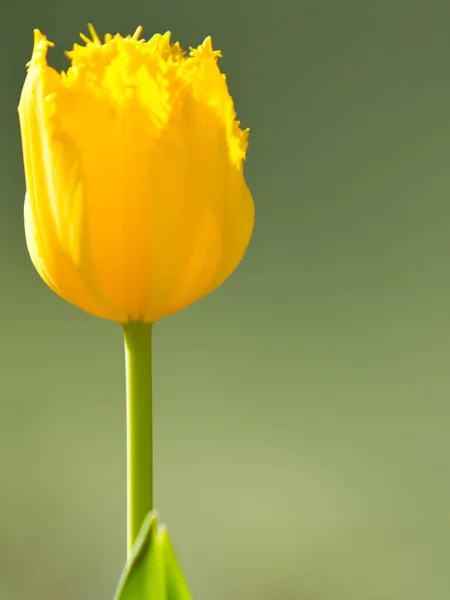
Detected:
left=122, top=320, right=153, bottom=559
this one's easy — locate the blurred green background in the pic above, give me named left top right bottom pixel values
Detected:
left=2, top=0, right=450, bottom=598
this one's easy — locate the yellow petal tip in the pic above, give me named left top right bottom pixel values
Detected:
left=195, top=36, right=222, bottom=60
left=27, top=29, right=53, bottom=68
left=87, top=23, right=101, bottom=45
left=132, top=25, right=143, bottom=40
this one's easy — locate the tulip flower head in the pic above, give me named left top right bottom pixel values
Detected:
left=19, top=25, right=254, bottom=323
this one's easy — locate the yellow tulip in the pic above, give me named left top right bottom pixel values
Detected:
left=18, top=25, right=254, bottom=323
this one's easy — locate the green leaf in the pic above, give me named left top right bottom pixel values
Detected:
left=114, top=512, right=193, bottom=600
